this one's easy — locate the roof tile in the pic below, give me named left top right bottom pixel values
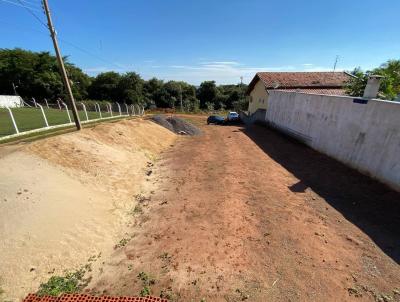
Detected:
left=257, top=72, right=351, bottom=88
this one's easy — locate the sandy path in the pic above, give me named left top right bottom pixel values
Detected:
left=0, top=119, right=176, bottom=301
left=0, top=152, right=117, bottom=300
left=87, top=117, right=400, bottom=301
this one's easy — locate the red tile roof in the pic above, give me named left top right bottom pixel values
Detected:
left=275, top=88, right=347, bottom=96
left=246, top=72, right=353, bottom=95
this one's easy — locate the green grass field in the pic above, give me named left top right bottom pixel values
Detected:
left=0, top=107, right=119, bottom=137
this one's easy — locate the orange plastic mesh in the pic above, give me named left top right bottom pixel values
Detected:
left=23, top=294, right=168, bottom=302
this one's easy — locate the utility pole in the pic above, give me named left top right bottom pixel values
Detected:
left=12, top=82, right=18, bottom=95
left=179, top=84, right=183, bottom=112
left=42, top=0, right=81, bottom=130
left=333, top=55, right=339, bottom=72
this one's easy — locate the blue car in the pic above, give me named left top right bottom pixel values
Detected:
left=207, top=115, right=225, bottom=125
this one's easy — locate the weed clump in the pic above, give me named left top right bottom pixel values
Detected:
left=37, top=267, right=89, bottom=296
left=137, top=271, right=155, bottom=297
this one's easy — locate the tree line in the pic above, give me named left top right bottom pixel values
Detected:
left=0, top=48, right=248, bottom=111
left=346, top=60, right=400, bottom=100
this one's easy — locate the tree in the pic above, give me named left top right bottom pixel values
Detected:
left=144, top=77, right=164, bottom=108
left=117, top=72, right=144, bottom=104
left=373, top=60, right=400, bottom=100
left=88, top=72, right=121, bottom=101
left=197, top=81, right=218, bottom=109
left=345, top=68, right=368, bottom=97
left=346, top=60, right=400, bottom=100
left=0, top=48, right=90, bottom=101
left=67, top=63, right=91, bottom=100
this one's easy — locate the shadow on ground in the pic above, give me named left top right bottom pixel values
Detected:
left=240, top=124, right=400, bottom=264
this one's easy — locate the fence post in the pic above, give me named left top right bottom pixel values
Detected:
left=116, top=103, right=122, bottom=116
left=6, top=106, right=19, bottom=134
left=80, top=102, right=89, bottom=121
left=62, top=102, right=72, bottom=123
left=131, top=105, right=136, bottom=116
left=107, top=103, right=113, bottom=117
left=142, top=106, right=145, bottom=115
left=57, top=99, right=62, bottom=110
left=124, top=103, right=129, bottom=115
left=96, top=103, right=102, bottom=118
left=32, top=97, right=37, bottom=108
left=135, top=105, right=140, bottom=116
left=44, top=98, right=49, bottom=108
left=37, top=103, right=49, bottom=127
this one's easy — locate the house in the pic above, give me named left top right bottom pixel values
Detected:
left=246, top=72, right=353, bottom=114
left=0, top=95, right=24, bottom=108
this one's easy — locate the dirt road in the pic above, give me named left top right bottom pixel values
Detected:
left=88, top=116, right=400, bottom=301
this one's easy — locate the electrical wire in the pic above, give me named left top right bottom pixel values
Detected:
left=16, top=0, right=48, bottom=29
left=18, top=0, right=41, bottom=6
left=1, top=0, right=123, bottom=71
left=58, top=38, right=124, bottom=70
left=0, top=0, right=40, bottom=11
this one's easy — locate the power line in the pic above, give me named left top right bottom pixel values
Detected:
left=2, top=0, right=123, bottom=71
left=0, top=0, right=41, bottom=11
left=58, top=37, right=124, bottom=70
left=0, top=17, right=121, bottom=69
left=15, top=0, right=48, bottom=29
left=0, top=18, right=47, bottom=35
left=18, top=0, right=41, bottom=6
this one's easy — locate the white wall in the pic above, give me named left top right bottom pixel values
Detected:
left=266, top=91, right=400, bottom=191
left=0, top=95, right=23, bottom=108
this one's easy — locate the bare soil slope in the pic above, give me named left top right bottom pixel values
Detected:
left=0, top=119, right=176, bottom=301
left=87, top=116, right=400, bottom=301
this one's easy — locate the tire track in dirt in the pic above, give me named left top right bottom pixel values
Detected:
left=87, top=117, right=400, bottom=302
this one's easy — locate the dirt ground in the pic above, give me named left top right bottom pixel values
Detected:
left=0, top=119, right=176, bottom=301
left=1, top=116, right=399, bottom=301
left=84, top=116, right=400, bottom=301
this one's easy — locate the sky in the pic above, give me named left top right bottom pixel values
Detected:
left=1, top=0, right=400, bottom=85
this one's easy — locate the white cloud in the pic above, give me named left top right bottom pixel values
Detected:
left=84, top=60, right=356, bottom=85
left=201, top=61, right=241, bottom=66
left=162, top=61, right=296, bottom=84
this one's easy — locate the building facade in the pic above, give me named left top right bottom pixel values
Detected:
left=246, top=72, right=353, bottom=114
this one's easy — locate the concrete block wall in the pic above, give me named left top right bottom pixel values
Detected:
left=266, top=91, right=400, bottom=191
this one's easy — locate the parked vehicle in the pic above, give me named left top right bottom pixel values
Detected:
left=207, top=115, right=225, bottom=125
left=227, top=111, right=240, bottom=121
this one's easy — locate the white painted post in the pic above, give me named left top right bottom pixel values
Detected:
left=96, top=103, right=102, bottom=118
left=124, top=103, right=129, bottom=115
left=131, top=105, right=136, bottom=116
left=136, top=105, right=141, bottom=116
left=141, top=106, right=145, bottom=115
left=37, top=103, right=49, bottom=127
left=80, top=102, right=89, bottom=121
left=56, top=99, right=62, bottom=110
left=32, top=97, right=37, bottom=108
left=108, top=103, right=113, bottom=117
left=116, top=103, right=122, bottom=116
left=6, top=107, right=19, bottom=134
left=44, top=98, right=49, bottom=108
left=62, top=102, right=72, bottom=123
